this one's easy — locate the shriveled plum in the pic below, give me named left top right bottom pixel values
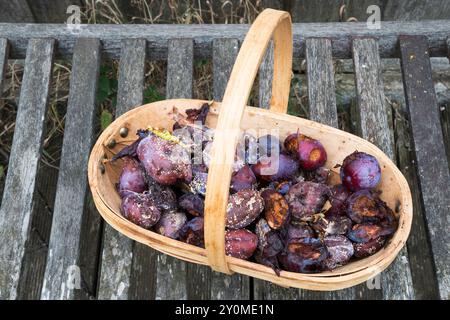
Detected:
left=286, top=181, right=329, bottom=220
left=137, top=134, right=192, bottom=185
left=305, top=166, right=330, bottom=184
left=286, top=237, right=328, bottom=262
left=347, top=223, right=384, bottom=243
left=225, top=229, right=258, bottom=260
left=178, top=217, right=204, bottom=247
left=121, top=192, right=161, bottom=229
left=281, top=222, right=314, bottom=243
left=155, top=211, right=187, bottom=239
left=226, top=189, right=264, bottom=229
left=147, top=177, right=177, bottom=212
left=278, top=252, right=323, bottom=273
left=353, top=236, right=386, bottom=258
left=340, top=151, right=381, bottom=191
left=346, top=190, right=385, bottom=223
left=322, top=235, right=354, bottom=270
left=261, top=189, right=289, bottom=230
left=328, top=184, right=351, bottom=216
left=179, top=193, right=204, bottom=216
left=117, top=157, right=147, bottom=197
left=311, top=215, right=352, bottom=237
left=231, top=165, right=257, bottom=193
left=255, top=219, right=284, bottom=273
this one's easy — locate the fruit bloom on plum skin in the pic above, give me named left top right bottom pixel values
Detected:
left=117, top=157, right=147, bottom=197
left=340, top=151, right=381, bottom=191
left=155, top=211, right=187, bottom=239
left=137, top=134, right=192, bottom=185
left=225, top=229, right=258, bottom=260
left=120, top=192, right=161, bottom=229
left=226, top=189, right=264, bottom=229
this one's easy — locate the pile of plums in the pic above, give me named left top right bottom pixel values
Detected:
left=113, top=103, right=398, bottom=274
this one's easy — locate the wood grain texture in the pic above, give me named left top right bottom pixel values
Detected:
left=259, top=41, right=274, bottom=109
left=306, top=38, right=338, bottom=128
left=394, top=104, right=440, bottom=300
left=2, top=21, right=450, bottom=59
left=98, top=39, right=146, bottom=300
left=41, top=38, right=101, bottom=300
left=0, top=38, right=54, bottom=299
left=0, top=38, right=8, bottom=94
left=211, top=37, right=250, bottom=300
left=399, top=35, right=450, bottom=300
left=212, top=38, right=239, bottom=102
left=353, top=38, right=414, bottom=300
left=154, top=38, right=194, bottom=300
left=166, top=39, right=193, bottom=99
left=0, top=0, right=35, bottom=23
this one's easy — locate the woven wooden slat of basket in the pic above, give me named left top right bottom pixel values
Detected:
left=88, top=9, right=413, bottom=291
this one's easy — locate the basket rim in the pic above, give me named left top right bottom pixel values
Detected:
left=88, top=98, right=413, bottom=289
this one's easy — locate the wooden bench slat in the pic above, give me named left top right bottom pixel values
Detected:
left=0, top=38, right=8, bottom=95
left=301, top=37, right=356, bottom=300
left=306, top=38, right=338, bottom=128
left=155, top=38, right=194, bottom=300
left=353, top=37, right=415, bottom=300
left=41, top=38, right=101, bottom=300
left=259, top=41, right=274, bottom=109
left=0, top=38, right=54, bottom=299
left=394, top=102, right=441, bottom=299
left=210, top=38, right=250, bottom=300
left=98, top=39, right=147, bottom=300
left=399, top=35, right=450, bottom=300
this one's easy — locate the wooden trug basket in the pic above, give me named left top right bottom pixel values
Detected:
left=88, top=9, right=413, bottom=291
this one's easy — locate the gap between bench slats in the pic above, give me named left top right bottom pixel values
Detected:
left=97, top=39, right=150, bottom=300
left=41, top=38, right=101, bottom=300
left=0, top=38, right=54, bottom=300
left=352, top=37, right=414, bottom=300
left=399, top=35, right=450, bottom=300
left=210, top=38, right=251, bottom=299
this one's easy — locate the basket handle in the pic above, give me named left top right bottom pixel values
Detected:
left=204, top=9, right=292, bottom=274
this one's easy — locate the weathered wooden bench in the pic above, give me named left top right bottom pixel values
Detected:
left=0, top=21, right=449, bottom=300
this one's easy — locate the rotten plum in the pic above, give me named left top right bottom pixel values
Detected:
left=225, top=229, right=258, bottom=260
left=226, top=189, right=264, bottom=229
left=297, top=135, right=327, bottom=171
left=328, top=184, right=351, bottom=216
left=255, top=219, right=284, bottom=273
left=281, top=222, right=314, bottom=243
left=305, top=166, right=330, bottom=184
left=251, top=153, right=299, bottom=182
left=179, top=193, right=204, bottom=216
left=137, top=134, right=192, bottom=185
left=278, top=252, right=323, bottom=274
left=347, top=223, right=384, bottom=243
left=177, top=217, right=204, bottom=247
left=120, top=192, right=161, bottom=229
left=283, top=132, right=299, bottom=156
left=231, top=165, right=257, bottom=193
left=353, top=236, right=386, bottom=258
left=286, top=181, right=329, bottom=220
left=322, top=235, right=354, bottom=270
left=340, top=151, right=381, bottom=191
left=261, top=189, right=289, bottom=230
left=286, top=237, right=328, bottom=263
left=155, top=211, right=187, bottom=239
left=311, top=215, right=353, bottom=237
left=117, top=157, right=147, bottom=197
left=346, top=190, right=385, bottom=223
